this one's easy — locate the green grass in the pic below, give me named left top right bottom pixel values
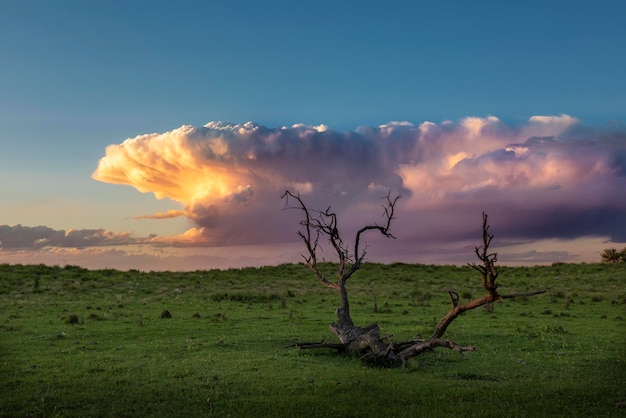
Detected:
left=0, top=262, right=624, bottom=417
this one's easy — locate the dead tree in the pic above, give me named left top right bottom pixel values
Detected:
left=282, top=190, right=400, bottom=357
left=391, top=212, right=545, bottom=368
left=283, top=193, right=544, bottom=368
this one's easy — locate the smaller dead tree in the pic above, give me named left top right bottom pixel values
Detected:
left=390, top=213, right=545, bottom=368
left=284, top=191, right=545, bottom=368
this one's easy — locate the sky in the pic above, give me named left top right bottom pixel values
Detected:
left=1, top=0, right=625, bottom=271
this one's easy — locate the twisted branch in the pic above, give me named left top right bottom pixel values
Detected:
left=282, top=190, right=399, bottom=287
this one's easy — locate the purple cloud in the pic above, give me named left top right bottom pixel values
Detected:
left=87, top=115, right=625, bottom=251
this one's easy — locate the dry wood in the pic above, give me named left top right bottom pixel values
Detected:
left=283, top=192, right=544, bottom=367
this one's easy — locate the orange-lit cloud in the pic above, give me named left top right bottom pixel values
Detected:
left=92, top=121, right=406, bottom=245
left=88, top=116, right=626, bottom=250
left=146, top=227, right=215, bottom=246
left=133, top=210, right=185, bottom=220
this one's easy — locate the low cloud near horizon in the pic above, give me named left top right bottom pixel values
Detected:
left=2, top=114, right=625, bottom=269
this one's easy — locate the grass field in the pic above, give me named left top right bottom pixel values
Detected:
left=1, top=262, right=624, bottom=417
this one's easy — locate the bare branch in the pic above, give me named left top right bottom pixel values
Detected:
left=500, top=289, right=546, bottom=299
left=346, top=192, right=400, bottom=279
left=282, top=190, right=339, bottom=289
left=467, top=212, right=498, bottom=295
left=395, top=338, right=476, bottom=364
left=284, top=341, right=347, bottom=351
left=283, top=190, right=400, bottom=286
left=447, top=290, right=460, bottom=308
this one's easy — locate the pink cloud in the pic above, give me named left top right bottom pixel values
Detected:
left=90, top=115, right=625, bottom=249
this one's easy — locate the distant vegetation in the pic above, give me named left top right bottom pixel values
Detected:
left=0, top=262, right=624, bottom=417
left=601, top=247, right=626, bottom=264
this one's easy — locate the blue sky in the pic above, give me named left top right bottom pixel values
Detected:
left=1, top=1, right=625, bottom=270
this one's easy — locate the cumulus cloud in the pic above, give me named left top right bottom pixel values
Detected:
left=4, top=114, right=623, bottom=271
left=11, top=114, right=623, bottom=264
left=92, top=121, right=405, bottom=245
left=90, top=115, right=626, bottom=251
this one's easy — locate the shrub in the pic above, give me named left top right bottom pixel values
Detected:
left=600, top=247, right=626, bottom=264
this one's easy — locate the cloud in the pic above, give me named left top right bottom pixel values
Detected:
left=0, top=225, right=138, bottom=249
left=92, top=121, right=406, bottom=245
left=4, top=114, right=623, bottom=270
left=133, top=210, right=185, bottom=220
left=146, top=227, right=214, bottom=247
left=0, top=225, right=212, bottom=249
left=393, top=116, right=626, bottom=243
left=91, top=115, right=626, bottom=251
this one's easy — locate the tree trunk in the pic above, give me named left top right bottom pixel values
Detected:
left=328, top=281, right=390, bottom=356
